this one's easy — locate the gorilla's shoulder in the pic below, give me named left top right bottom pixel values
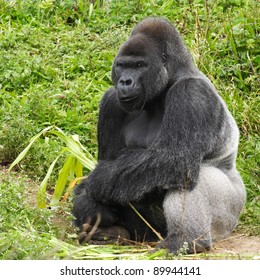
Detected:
left=171, top=75, right=217, bottom=98
left=101, top=87, right=116, bottom=100
left=100, top=87, right=117, bottom=107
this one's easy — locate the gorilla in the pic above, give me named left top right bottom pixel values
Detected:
left=73, top=17, right=246, bottom=253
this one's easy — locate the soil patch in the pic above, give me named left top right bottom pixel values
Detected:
left=211, top=233, right=260, bottom=258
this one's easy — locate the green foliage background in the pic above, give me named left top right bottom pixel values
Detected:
left=0, top=0, right=259, bottom=259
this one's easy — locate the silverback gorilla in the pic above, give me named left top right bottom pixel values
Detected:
left=73, top=17, right=246, bottom=253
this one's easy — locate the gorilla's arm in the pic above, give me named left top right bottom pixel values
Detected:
left=97, top=88, right=127, bottom=160
left=89, top=78, right=227, bottom=205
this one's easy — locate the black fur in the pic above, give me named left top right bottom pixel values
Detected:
left=72, top=17, right=246, bottom=253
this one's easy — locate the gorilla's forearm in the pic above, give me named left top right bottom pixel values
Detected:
left=88, top=148, right=200, bottom=205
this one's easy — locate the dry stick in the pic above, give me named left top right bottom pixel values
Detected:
left=192, top=230, right=211, bottom=254
left=129, top=203, right=164, bottom=241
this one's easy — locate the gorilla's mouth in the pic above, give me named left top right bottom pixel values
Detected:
left=118, top=94, right=139, bottom=103
left=117, top=92, right=145, bottom=112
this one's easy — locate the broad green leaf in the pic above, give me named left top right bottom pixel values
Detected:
left=49, top=129, right=97, bottom=170
left=50, top=154, right=76, bottom=206
left=75, top=159, right=83, bottom=178
left=8, top=126, right=53, bottom=172
left=37, top=150, right=64, bottom=208
left=72, top=134, right=96, bottom=162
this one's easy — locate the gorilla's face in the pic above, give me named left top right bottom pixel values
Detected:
left=112, top=34, right=169, bottom=112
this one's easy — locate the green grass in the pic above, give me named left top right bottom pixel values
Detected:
left=0, top=168, right=73, bottom=259
left=0, top=0, right=259, bottom=259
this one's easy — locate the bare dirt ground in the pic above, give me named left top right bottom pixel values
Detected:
left=211, top=233, right=260, bottom=259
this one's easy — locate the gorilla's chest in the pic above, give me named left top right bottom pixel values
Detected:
left=123, top=109, right=163, bottom=148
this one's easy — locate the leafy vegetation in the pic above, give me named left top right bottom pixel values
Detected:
left=8, top=125, right=96, bottom=208
left=0, top=0, right=259, bottom=259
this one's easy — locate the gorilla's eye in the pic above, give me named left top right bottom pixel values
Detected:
left=135, top=61, right=146, bottom=68
left=116, top=62, right=124, bottom=67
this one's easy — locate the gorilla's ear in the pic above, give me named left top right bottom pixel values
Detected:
left=162, top=53, right=167, bottom=64
left=162, top=42, right=168, bottom=64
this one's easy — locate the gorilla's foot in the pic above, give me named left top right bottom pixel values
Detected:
left=78, top=224, right=131, bottom=245
left=158, top=235, right=211, bottom=255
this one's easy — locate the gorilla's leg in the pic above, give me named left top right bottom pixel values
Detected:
left=117, top=199, right=167, bottom=242
left=163, top=165, right=246, bottom=254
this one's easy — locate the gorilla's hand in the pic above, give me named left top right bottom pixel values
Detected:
left=72, top=184, right=118, bottom=228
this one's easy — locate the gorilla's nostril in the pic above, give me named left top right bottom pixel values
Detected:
left=125, top=79, right=132, bottom=86
left=119, top=78, right=133, bottom=86
left=119, top=77, right=133, bottom=87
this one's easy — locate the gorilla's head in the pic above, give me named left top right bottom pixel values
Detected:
left=111, top=17, right=195, bottom=113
